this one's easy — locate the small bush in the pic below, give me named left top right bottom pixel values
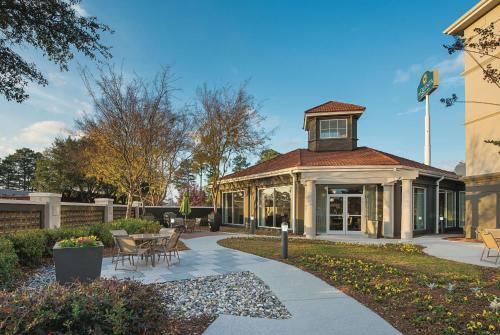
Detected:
left=110, top=218, right=161, bottom=235
left=6, top=230, right=46, bottom=267
left=88, top=223, right=113, bottom=247
left=0, top=279, right=168, bottom=335
left=0, top=237, right=20, bottom=289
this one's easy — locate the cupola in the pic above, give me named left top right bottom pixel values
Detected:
left=303, top=100, right=365, bottom=152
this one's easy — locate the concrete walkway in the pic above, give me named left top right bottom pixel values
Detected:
left=186, top=236, right=399, bottom=335
left=415, top=235, right=498, bottom=268
left=102, top=235, right=400, bottom=335
left=319, top=234, right=498, bottom=268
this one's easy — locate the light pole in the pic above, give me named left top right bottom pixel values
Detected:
left=281, top=222, right=288, bottom=259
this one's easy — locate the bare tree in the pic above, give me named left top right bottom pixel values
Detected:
left=192, top=83, right=269, bottom=213
left=78, top=66, right=187, bottom=217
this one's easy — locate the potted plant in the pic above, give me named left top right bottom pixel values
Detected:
left=208, top=211, right=221, bottom=232
left=53, top=236, right=104, bottom=284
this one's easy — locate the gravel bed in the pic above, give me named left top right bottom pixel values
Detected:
left=20, top=265, right=55, bottom=291
left=157, top=271, right=291, bottom=319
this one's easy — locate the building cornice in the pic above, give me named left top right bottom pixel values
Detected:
left=443, top=0, right=498, bottom=36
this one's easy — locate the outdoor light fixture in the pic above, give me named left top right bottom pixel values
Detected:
left=281, top=222, right=288, bottom=259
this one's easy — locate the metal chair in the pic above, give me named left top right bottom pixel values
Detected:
left=110, top=230, right=128, bottom=264
left=480, top=232, right=500, bottom=264
left=114, top=236, right=152, bottom=271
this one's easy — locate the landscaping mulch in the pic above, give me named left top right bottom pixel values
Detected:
left=163, top=315, right=215, bottom=335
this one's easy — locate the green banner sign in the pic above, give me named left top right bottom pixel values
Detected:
left=417, top=70, right=439, bottom=102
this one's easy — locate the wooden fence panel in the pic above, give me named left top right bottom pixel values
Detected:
left=61, top=205, right=105, bottom=227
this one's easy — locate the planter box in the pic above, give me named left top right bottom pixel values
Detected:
left=53, top=242, right=104, bottom=284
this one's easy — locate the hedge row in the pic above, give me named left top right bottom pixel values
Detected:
left=0, top=219, right=161, bottom=289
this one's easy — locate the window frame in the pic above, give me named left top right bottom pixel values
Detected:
left=257, top=185, right=292, bottom=229
left=222, top=190, right=245, bottom=225
left=412, top=186, right=427, bottom=231
left=319, top=119, right=348, bottom=139
left=458, top=191, right=465, bottom=228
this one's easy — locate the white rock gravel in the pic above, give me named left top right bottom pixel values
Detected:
left=157, top=271, right=291, bottom=319
left=20, top=267, right=291, bottom=320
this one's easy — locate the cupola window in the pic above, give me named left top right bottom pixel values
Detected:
left=320, top=119, right=347, bottom=139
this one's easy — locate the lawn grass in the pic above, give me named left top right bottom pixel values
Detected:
left=219, top=237, right=500, bottom=335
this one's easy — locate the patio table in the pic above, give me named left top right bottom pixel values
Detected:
left=129, top=233, right=166, bottom=267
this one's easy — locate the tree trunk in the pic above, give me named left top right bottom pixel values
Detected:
left=125, top=192, right=133, bottom=219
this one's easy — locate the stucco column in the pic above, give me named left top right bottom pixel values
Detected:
left=95, top=198, right=114, bottom=223
left=400, top=179, right=413, bottom=241
left=132, top=201, right=141, bottom=218
left=29, top=192, right=62, bottom=229
left=382, top=183, right=394, bottom=238
left=304, top=180, right=316, bottom=239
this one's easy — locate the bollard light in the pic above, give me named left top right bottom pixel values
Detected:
left=281, top=222, right=288, bottom=259
left=250, top=216, right=255, bottom=235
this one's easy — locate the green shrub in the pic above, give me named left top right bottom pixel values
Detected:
left=109, top=218, right=161, bottom=235
left=88, top=223, right=113, bottom=247
left=0, top=279, right=168, bottom=335
left=0, top=237, right=20, bottom=289
left=6, top=230, right=46, bottom=267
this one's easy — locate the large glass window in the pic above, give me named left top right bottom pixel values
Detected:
left=223, top=191, right=244, bottom=225
left=439, top=190, right=456, bottom=228
left=459, top=191, right=465, bottom=228
left=258, top=186, right=291, bottom=228
left=320, top=119, right=347, bottom=139
left=413, top=187, right=426, bottom=231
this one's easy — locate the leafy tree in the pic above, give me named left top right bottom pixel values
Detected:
left=232, top=154, right=250, bottom=172
left=0, top=0, right=112, bottom=102
left=33, top=137, right=117, bottom=202
left=78, top=67, right=189, bottom=217
left=175, top=185, right=207, bottom=206
left=0, top=148, right=41, bottom=190
left=257, top=149, right=280, bottom=164
left=192, top=83, right=268, bottom=213
left=173, top=159, right=196, bottom=192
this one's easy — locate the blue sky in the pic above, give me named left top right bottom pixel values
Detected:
left=0, top=0, right=477, bottom=171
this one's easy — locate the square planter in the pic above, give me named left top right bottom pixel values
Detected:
left=53, top=242, right=104, bottom=284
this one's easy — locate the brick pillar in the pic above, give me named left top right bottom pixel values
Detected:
left=29, top=192, right=62, bottom=229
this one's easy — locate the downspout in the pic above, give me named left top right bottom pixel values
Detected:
left=290, top=172, right=297, bottom=233
left=435, top=176, right=445, bottom=234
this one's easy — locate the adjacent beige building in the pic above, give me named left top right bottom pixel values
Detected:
left=444, top=0, right=500, bottom=238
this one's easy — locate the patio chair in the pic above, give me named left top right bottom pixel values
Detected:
left=480, top=232, right=500, bottom=264
left=153, top=236, right=172, bottom=266
left=185, top=219, right=196, bottom=233
left=165, top=230, right=182, bottom=264
left=110, top=230, right=128, bottom=264
left=114, top=236, right=153, bottom=271
left=159, top=227, right=175, bottom=237
left=485, top=228, right=500, bottom=240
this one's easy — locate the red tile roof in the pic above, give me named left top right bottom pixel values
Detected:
left=304, top=101, right=366, bottom=114
left=221, top=147, right=457, bottom=181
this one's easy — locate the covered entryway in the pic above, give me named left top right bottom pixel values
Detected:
left=327, top=194, right=363, bottom=234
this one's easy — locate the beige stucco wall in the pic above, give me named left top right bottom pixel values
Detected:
left=458, top=4, right=500, bottom=237
left=462, top=5, right=500, bottom=177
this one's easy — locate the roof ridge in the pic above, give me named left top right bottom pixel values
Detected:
left=364, top=147, right=401, bottom=165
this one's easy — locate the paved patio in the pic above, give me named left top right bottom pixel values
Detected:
left=102, top=234, right=400, bottom=335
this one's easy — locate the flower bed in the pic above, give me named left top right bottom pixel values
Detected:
left=219, top=237, right=500, bottom=335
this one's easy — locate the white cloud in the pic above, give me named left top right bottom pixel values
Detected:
left=393, top=64, right=421, bottom=84
left=435, top=53, right=463, bottom=75
left=72, top=3, right=88, bottom=17
left=396, top=106, right=424, bottom=116
left=0, top=121, right=69, bottom=157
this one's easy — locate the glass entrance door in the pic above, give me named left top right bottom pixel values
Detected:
left=328, top=196, right=344, bottom=233
left=328, top=195, right=363, bottom=234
